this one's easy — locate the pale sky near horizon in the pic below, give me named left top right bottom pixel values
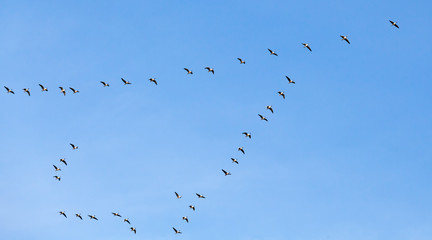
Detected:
left=1, top=0, right=432, bottom=239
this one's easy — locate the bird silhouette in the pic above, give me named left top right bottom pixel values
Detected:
left=389, top=20, right=399, bottom=28
left=302, top=43, right=312, bottom=52
left=268, top=48, right=278, bottom=56
left=237, top=58, right=246, bottom=64
left=340, top=35, right=350, bottom=44
left=184, top=68, right=193, bottom=74
left=205, top=67, right=214, bottom=74
left=222, top=169, right=231, bottom=176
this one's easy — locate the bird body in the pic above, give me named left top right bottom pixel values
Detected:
left=130, top=227, right=136, bottom=234
left=286, top=76, right=295, bottom=84
left=237, top=58, right=245, bottom=64
left=53, top=165, right=61, bottom=171
left=60, top=158, right=67, bottom=166
left=222, top=169, right=231, bottom=176
left=4, top=86, right=14, bottom=94
left=182, top=216, right=189, bottom=223
left=175, top=192, right=182, bottom=199
left=59, top=211, right=67, bottom=218
left=112, top=212, right=122, bottom=217
left=258, top=114, right=268, bottom=122
left=39, top=84, right=48, bottom=91
left=231, top=158, right=239, bottom=164
left=88, top=215, right=98, bottom=220
left=184, top=68, right=193, bottom=74
left=389, top=20, right=399, bottom=28
left=69, top=87, right=79, bottom=94
left=189, top=205, right=195, bottom=211
left=173, top=227, right=182, bottom=234
left=302, top=43, right=312, bottom=52
left=242, top=132, right=252, bottom=138
left=268, top=48, right=278, bottom=56
left=122, top=78, right=131, bottom=85
left=266, top=105, right=274, bottom=113
left=75, top=213, right=82, bottom=220
left=340, top=35, right=350, bottom=44
left=53, top=176, right=61, bottom=181
left=70, top=143, right=78, bottom=150
left=196, top=193, right=205, bottom=198
left=238, top=147, right=245, bottom=154
left=149, top=78, right=158, bottom=85
left=23, top=88, right=30, bottom=96
left=124, top=218, right=131, bottom=224
left=278, top=91, right=285, bottom=99
left=59, top=87, right=66, bottom=96
left=205, top=67, right=214, bottom=74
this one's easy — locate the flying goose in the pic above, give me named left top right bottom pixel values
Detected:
left=278, top=91, right=285, bottom=99
left=175, top=192, right=182, bottom=199
left=268, top=48, right=278, bottom=56
left=70, top=143, right=78, bottom=150
left=122, top=78, right=132, bottom=85
left=130, top=227, right=136, bottom=234
left=53, top=176, right=61, bottom=181
left=242, top=132, right=251, bottom=138
left=258, top=114, right=268, bottom=121
left=389, top=20, right=399, bottom=28
left=237, top=58, right=245, bottom=64
left=182, top=216, right=189, bottom=223
left=100, top=81, right=110, bottom=87
left=231, top=158, right=239, bottom=164
left=222, top=169, right=231, bottom=176
left=75, top=213, right=82, bottom=220
left=238, top=147, right=245, bottom=154
left=340, top=35, right=350, bottom=44
left=53, top=165, right=61, bottom=171
left=59, top=211, right=67, bottom=218
left=302, top=43, right=312, bottom=52
left=4, top=86, right=14, bottom=94
left=286, top=76, right=295, bottom=84
left=149, top=78, right=158, bottom=85
left=88, top=215, right=98, bottom=220
left=184, top=68, right=193, bottom=74
left=205, top=67, right=214, bottom=74
left=112, top=212, right=122, bottom=217
left=266, top=105, right=274, bottom=113
left=173, top=227, right=182, bottom=234
left=189, top=205, right=195, bottom=211
left=69, top=87, right=79, bottom=94
left=60, top=158, right=67, bottom=166
left=59, top=87, right=66, bottom=96
left=196, top=193, right=205, bottom=199
left=124, top=218, right=131, bottom=224
left=23, top=88, right=30, bottom=96
left=39, top=84, right=48, bottom=91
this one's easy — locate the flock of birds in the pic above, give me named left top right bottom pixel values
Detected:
left=6, top=20, right=400, bottom=236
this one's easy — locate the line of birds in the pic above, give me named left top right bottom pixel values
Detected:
left=51, top=19, right=400, bottom=236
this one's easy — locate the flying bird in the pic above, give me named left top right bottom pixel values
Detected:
left=175, top=192, right=182, bottom=199
left=340, top=35, right=350, bottom=44
left=238, top=147, right=245, bottom=154
left=88, top=215, right=98, bottom=220
left=4, top=86, right=14, bottom=94
left=124, top=218, right=131, bottom=224
left=389, top=20, right=399, bottom=28
left=302, top=43, right=312, bottom=52
left=112, top=212, right=122, bottom=217
left=258, top=114, right=268, bottom=121
left=189, top=205, right=195, bottom=211
left=149, top=78, right=158, bottom=85
left=231, top=158, right=239, bottom=164
left=130, top=227, right=136, bottom=234
left=237, top=58, right=245, bottom=64
left=268, top=48, right=278, bottom=56
left=69, top=87, right=79, bottom=94
left=173, top=227, right=182, bottom=234
left=59, top=211, right=67, bottom=218
left=266, top=105, right=274, bottom=113
left=122, top=78, right=132, bottom=85
left=23, top=88, right=30, bottom=96
left=59, top=87, right=66, bottom=96
left=184, top=68, right=193, bottom=74
left=53, top=176, right=61, bottom=181
left=39, top=84, right=48, bottom=91
left=196, top=193, right=205, bottom=199
left=205, top=67, right=214, bottom=74
left=53, top=165, right=61, bottom=171
left=100, top=81, right=109, bottom=87
left=278, top=91, right=285, bottom=99
left=70, top=143, right=78, bottom=150
left=286, top=76, right=295, bottom=84
left=242, top=132, right=252, bottom=138
left=60, top=158, right=67, bottom=166
left=182, top=216, right=189, bottom=223
left=222, top=169, right=231, bottom=176
left=75, top=213, right=82, bottom=220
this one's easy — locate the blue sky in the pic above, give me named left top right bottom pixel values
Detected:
left=1, top=0, right=432, bottom=239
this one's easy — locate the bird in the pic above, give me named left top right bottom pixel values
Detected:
left=149, top=78, right=158, bottom=85
left=238, top=147, right=245, bottom=154
left=184, top=68, right=193, bottom=74
left=205, top=67, right=214, bottom=74
left=242, top=132, right=251, bottom=138
left=53, top=165, right=61, bottom=171
left=196, top=193, right=205, bottom=199
left=39, top=84, right=48, bottom=92
left=222, top=169, right=231, bottom=176
left=237, top=58, right=245, bottom=64
left=59, top=211, right=67, bottom=218
left=266, top=105, right=274, bottom=113
left=278, top=91, right=285, bottom=99
left=189, top=205, right=195, bottom=211
left=59, top=87, right=66, bottom=96
left=4, top=86, right=14, bottom=94
left=88, top=215, right=98, bottom=220
left=231, top=158, right=239, bottom=164
left=122, top=78, right=132, bottom=85
left=124, top=218, right=131, bottom=224
left=173, top=227, right=182, bottom=234
left=286, top=76, right=295, bottom=84
left=60, top=158, right=67, bottom=166
left=70, top=143, right=78, bottom=150
left=75, top=213, right=82, bottom=220
left=340, top=35, right=350, bottom=44
left=182, top=216, right=189, bottom=223
left=69, top=87, right=79, bottom=94
left=53, top=176, right=61, bottom=181
left=302, top=43, right=312, bottom=52
left=175, top=192, right=182, bottom=199
left=100, top=81, right=110, bottom=87
left=112, top=212, right=122, bottom=217
left=389, top=20, right=399, bottom=28
left=130, top=227, right=136, bottom=234
left=258, top=114, right=268, bottom=121
left=268, top=48, right=278, bottom=56
left=23, top=88, right=30, bottom=96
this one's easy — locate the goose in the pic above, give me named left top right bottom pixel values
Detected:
left=184, top=68, right=193, bottom=74
left=222, top=169, right=231, bottom=176
left=121, top=78, right=132, bottom=85
left=340, top=35, right=350, bottom=44
left=88, top=215, right=98, bottom=220
left=53, top=176, right=61, bottom=181
left=39, top=84, right=48, bottom=91
left=75, top=213, right=82, bottom=220
left=182, top=216, right=189, bottom=223
left=189, top=205, right=195, bottom=211
left=237, top=58, right=246, bottom=64
left=130, top=227, right=136, bottom=234
left=268, top=48, right=278, bottom=56
left=302, top=43, right=312, bottom=52
left=70, top=143, right=78, bottom=150
left=60, top=158, right=67, bottom=166
left=205, top=67, right=214, bottom=74
left=231, top=158, right=239, bottom=164
left=100, top=81, right=110, bottom=87
left=149, top=78, right=158, bottom=85
left=278, top=91, right=285, bottom=99
left=59, top=87, right=66, bottom=96
left=69, top=87, right=79, bottom=94
left=23, top=88, right=30, bottom=96
left=286, top=76, right=295, bottom=84
left=258, top=114, right=268, bottom=121
left=59, top=211, right=67, bottom=218
left=196, top=193, right=205, bottom=199
left=175, top=192, right=182, bottom=199
left=266, top=105, right=274, bottom=113
left=238, top=147, right=245, bottom=154
left=124, top=218, right=131, bottom=224
left=4, top=86, right=14, bottom=94
left=389, top=20, right=399, bottom=28
left=112, top=212, right=122, bottom=217
left=173, top=227, right=182, bottom=234
left=53, top=165, right=61, bottom=171
left=242, top=132, right=252, bottom=138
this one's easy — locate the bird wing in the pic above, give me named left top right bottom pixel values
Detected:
left=122, top=78, right=126, bottom=83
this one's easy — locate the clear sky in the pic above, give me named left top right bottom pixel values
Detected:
left=1, top=0, right=431, bottom=239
